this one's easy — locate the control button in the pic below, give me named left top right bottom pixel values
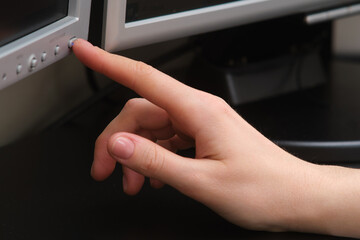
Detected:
left=16, top=64, right=22, bottom=75
left=41, top=52, right=47, bottom=62
left=68, top=37, right=77, bottom=48
left=29, top=56, right=38, bottom=71
left=54, top=45, right=60, bottom=56
left=2, top=74, right=7, bottom=81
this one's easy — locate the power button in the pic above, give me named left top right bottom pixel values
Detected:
left=54, top=45, right=60, bottom=56
left=68, top=37, right=77, bottom=48
left=28, top=55, right=38, bottom=72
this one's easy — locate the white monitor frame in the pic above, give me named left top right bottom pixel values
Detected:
left=102, top=0, right=358, bottom=52
left=0, top=0, right=91, bottom=90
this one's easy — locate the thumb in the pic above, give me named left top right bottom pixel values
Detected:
left=107, top=133, right=198, bottom=190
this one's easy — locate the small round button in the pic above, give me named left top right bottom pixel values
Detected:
left=16, top=64, right=22, bottom=75
left=68, top=37, right=77, bottom=48
left=2, top=73, right=7, bottom=81
left=41, top=52, right=47, bottom=62
left=54, top=45, right=60, bottom=56
left=28, top=55, right=38, bottom=72
left=30, top=58, right=38, bottom=70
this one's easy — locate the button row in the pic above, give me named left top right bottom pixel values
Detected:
left=2, top=37, right=77, bottom=84
left=16, top=45, right=61, bottom=75
left=306, top=3, right=360, bottom=25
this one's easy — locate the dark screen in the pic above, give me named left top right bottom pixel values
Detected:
left=126, top=0, right=241, bottom=22
left=0, top=0, right=68, bottom=47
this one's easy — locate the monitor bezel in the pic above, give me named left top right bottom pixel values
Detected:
left=0, top=0, right=91, bottom=90
left=102, top=0, right=358, bottom=52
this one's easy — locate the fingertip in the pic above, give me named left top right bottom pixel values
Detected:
left=72, top=39, right=102, bottom=70
left=122, top=168, right=145, bottom=196
left=108, top=133, right=135, bottom=161
left=72, top=38, right=94, bottom=51
left=90, top=167, right=108, bottom=182
left=91, top=153, right=117, bottom=181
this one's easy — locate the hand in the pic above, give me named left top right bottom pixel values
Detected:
left=73, top=39, right=360, bottom=237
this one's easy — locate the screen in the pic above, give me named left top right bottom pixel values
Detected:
left=0, top=0, right=69, bottom=47
left=126, top=0, right=241, bottom=22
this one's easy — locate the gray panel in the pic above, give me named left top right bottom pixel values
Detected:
left=103, top=0, right=359, bottom=52
left=0, top=0, right=91, bottom=90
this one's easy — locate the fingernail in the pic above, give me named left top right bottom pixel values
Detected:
left=111, top=137, right=134, bottom=160
left=73, top=38, right=93, bottom=48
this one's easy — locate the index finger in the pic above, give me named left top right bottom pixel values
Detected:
left=72, top=39, right=198, bottom=117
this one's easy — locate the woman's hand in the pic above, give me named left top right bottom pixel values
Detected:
left=73, top=39, right=360, bottom=237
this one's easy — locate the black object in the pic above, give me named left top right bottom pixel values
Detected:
left=87, top=0, right=105, bottom=47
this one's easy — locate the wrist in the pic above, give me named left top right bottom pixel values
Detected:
left=270, top=157, right=332, bottom=234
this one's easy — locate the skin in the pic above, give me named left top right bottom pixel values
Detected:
left=72, top=39, right=360, bottom=238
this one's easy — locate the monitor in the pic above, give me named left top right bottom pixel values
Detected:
left=0, top=0, right=91, bottom=90
left=101, top=0, right=359, bottom=52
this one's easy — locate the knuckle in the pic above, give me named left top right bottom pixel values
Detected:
left=214, top=97, right=232, bottom=114
left=210, top=95, right=229, bottom=109
left=196, top=91, right=232, bottom=116
left=122, top=98, right=148, bottom=116
left=141, top=145, right=165, bottom=176
left=133, top=61, right=155, bottom=78
left=123, top=98, right=143, bottom=111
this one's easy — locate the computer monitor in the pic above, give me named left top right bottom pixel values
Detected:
left=0, top=0, right=91, bottom=90
left=1, top=0, right=359, bottom=91
left=101, top=0, right=359, bottom=52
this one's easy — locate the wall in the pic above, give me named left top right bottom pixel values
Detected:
left=333, top=14, right=360, bottom=57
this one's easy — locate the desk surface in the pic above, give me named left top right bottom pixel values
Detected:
left=0, top=60, right=359, bottom=239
